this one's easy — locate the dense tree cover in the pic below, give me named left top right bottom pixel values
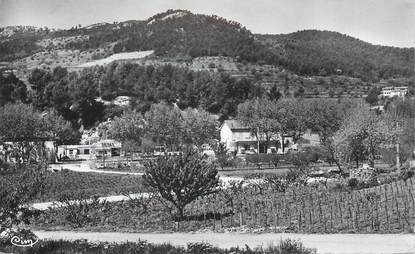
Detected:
left=143, top=149, right=219, bottom=220
left=103, top=63, right=262, bottom=118
left=258, top=30, right=414, bottom=81
left=0, top=37, right=40, bottom=61
left=0, top=73, right=27, bottom=106
left=28, top=66, right=105, bottom=128
left=48, top=9, right=281, bottom=65
left=0, top=26, right=49, bottom=61
left=29, top=64, right=263, bottom=122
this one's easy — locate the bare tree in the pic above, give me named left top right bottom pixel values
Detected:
left=143, top=150, right=219, bottom=220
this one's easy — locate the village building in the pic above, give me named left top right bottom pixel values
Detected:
left=95, top=96, right=131, bottom=107
left=57, top=139, right=122, bottom=160
left=220, top=120, right=295, bottom=154
left=381, top=86, right=408, bottom=98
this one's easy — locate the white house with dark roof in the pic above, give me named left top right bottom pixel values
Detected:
left=220, top=120, right=295, bottom=154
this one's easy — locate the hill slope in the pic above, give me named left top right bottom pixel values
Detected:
left=257, top=30, right=414, bottom=81
left=1, top=11, right=413, bottom=82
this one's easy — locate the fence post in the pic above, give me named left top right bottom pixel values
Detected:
left=384, top=184, right=390, bottom=231
left=239, top=206, right=243, bottom=227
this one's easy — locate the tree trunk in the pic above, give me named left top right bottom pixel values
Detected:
left=177, top=206, right=185, bottom=221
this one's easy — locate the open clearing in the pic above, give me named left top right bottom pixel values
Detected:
left=77, top=50, right=154, bottom=67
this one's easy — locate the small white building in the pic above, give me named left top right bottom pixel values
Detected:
left=95, top=96, right=131, bottom=107
left=381, top=87, right=408, bottom=98
left=113, top=96, right=131, bottom=107
left=57, top=139, right=122, bottom=160
left=220, top=120, right=294, bottom=154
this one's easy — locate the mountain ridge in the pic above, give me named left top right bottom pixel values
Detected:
left=1, top=10, right=413, bottom=81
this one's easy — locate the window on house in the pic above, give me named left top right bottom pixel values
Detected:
left=84, top=149, right=90, bottom=155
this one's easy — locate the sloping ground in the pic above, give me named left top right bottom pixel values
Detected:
left=34, top=231, right=415, bottom=254
left=77, top=50, right=154, bottom=67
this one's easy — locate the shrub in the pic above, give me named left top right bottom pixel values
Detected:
left=348, top=178, right=359, bottom=188
left=0, top=239, right=316, bottom=254
left=0, top=164, right=45, bottom=234
left=245, top=154, right=282, bottom=167
left=399, top=170, right=414, bottom=181
left=54, top=192, right=106, bottom=228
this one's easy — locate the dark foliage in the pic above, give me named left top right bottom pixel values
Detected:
left=258, top=30, right=414, bottom=81
left=0, top=238, right=315, bottom=254
left=0, top=164, right=45, bottom=233
left=0, top=73, right=27, bottom=106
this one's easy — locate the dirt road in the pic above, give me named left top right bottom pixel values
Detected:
left=34, top=231, right=415, bottom=254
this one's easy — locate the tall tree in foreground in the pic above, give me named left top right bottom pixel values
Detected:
left=143, top=150, right=219, bottom=220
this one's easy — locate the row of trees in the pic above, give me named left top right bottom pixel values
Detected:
left=237, top=97, right=355, bottom=153
left=106, top=103, right=218, bottom=152
left=236, top=97, right=415, bottom=171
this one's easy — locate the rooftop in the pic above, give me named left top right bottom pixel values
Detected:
left=222, top=120, right=250, bottom=130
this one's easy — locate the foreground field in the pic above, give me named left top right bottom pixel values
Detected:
left=33, top=177, right=415, bottom=234
left=1, top=169, right=145, bottom=202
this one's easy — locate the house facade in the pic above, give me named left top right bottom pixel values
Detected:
left=220, top=120, right=295, bottom=154
left=381, top=87, right=408, bottom=98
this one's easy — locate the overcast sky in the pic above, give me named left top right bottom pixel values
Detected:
left=1, top=0, right=414, bottom=47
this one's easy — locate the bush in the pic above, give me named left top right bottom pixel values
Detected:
left=245, top=154, right=282, bottom=167
left=54, top=192, right=107, bottom=228
left=399, top=170, right=414, bottom=181
left=348, top=178, right=359, bottom=188
left=0, top=239, right=316, bottom=254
